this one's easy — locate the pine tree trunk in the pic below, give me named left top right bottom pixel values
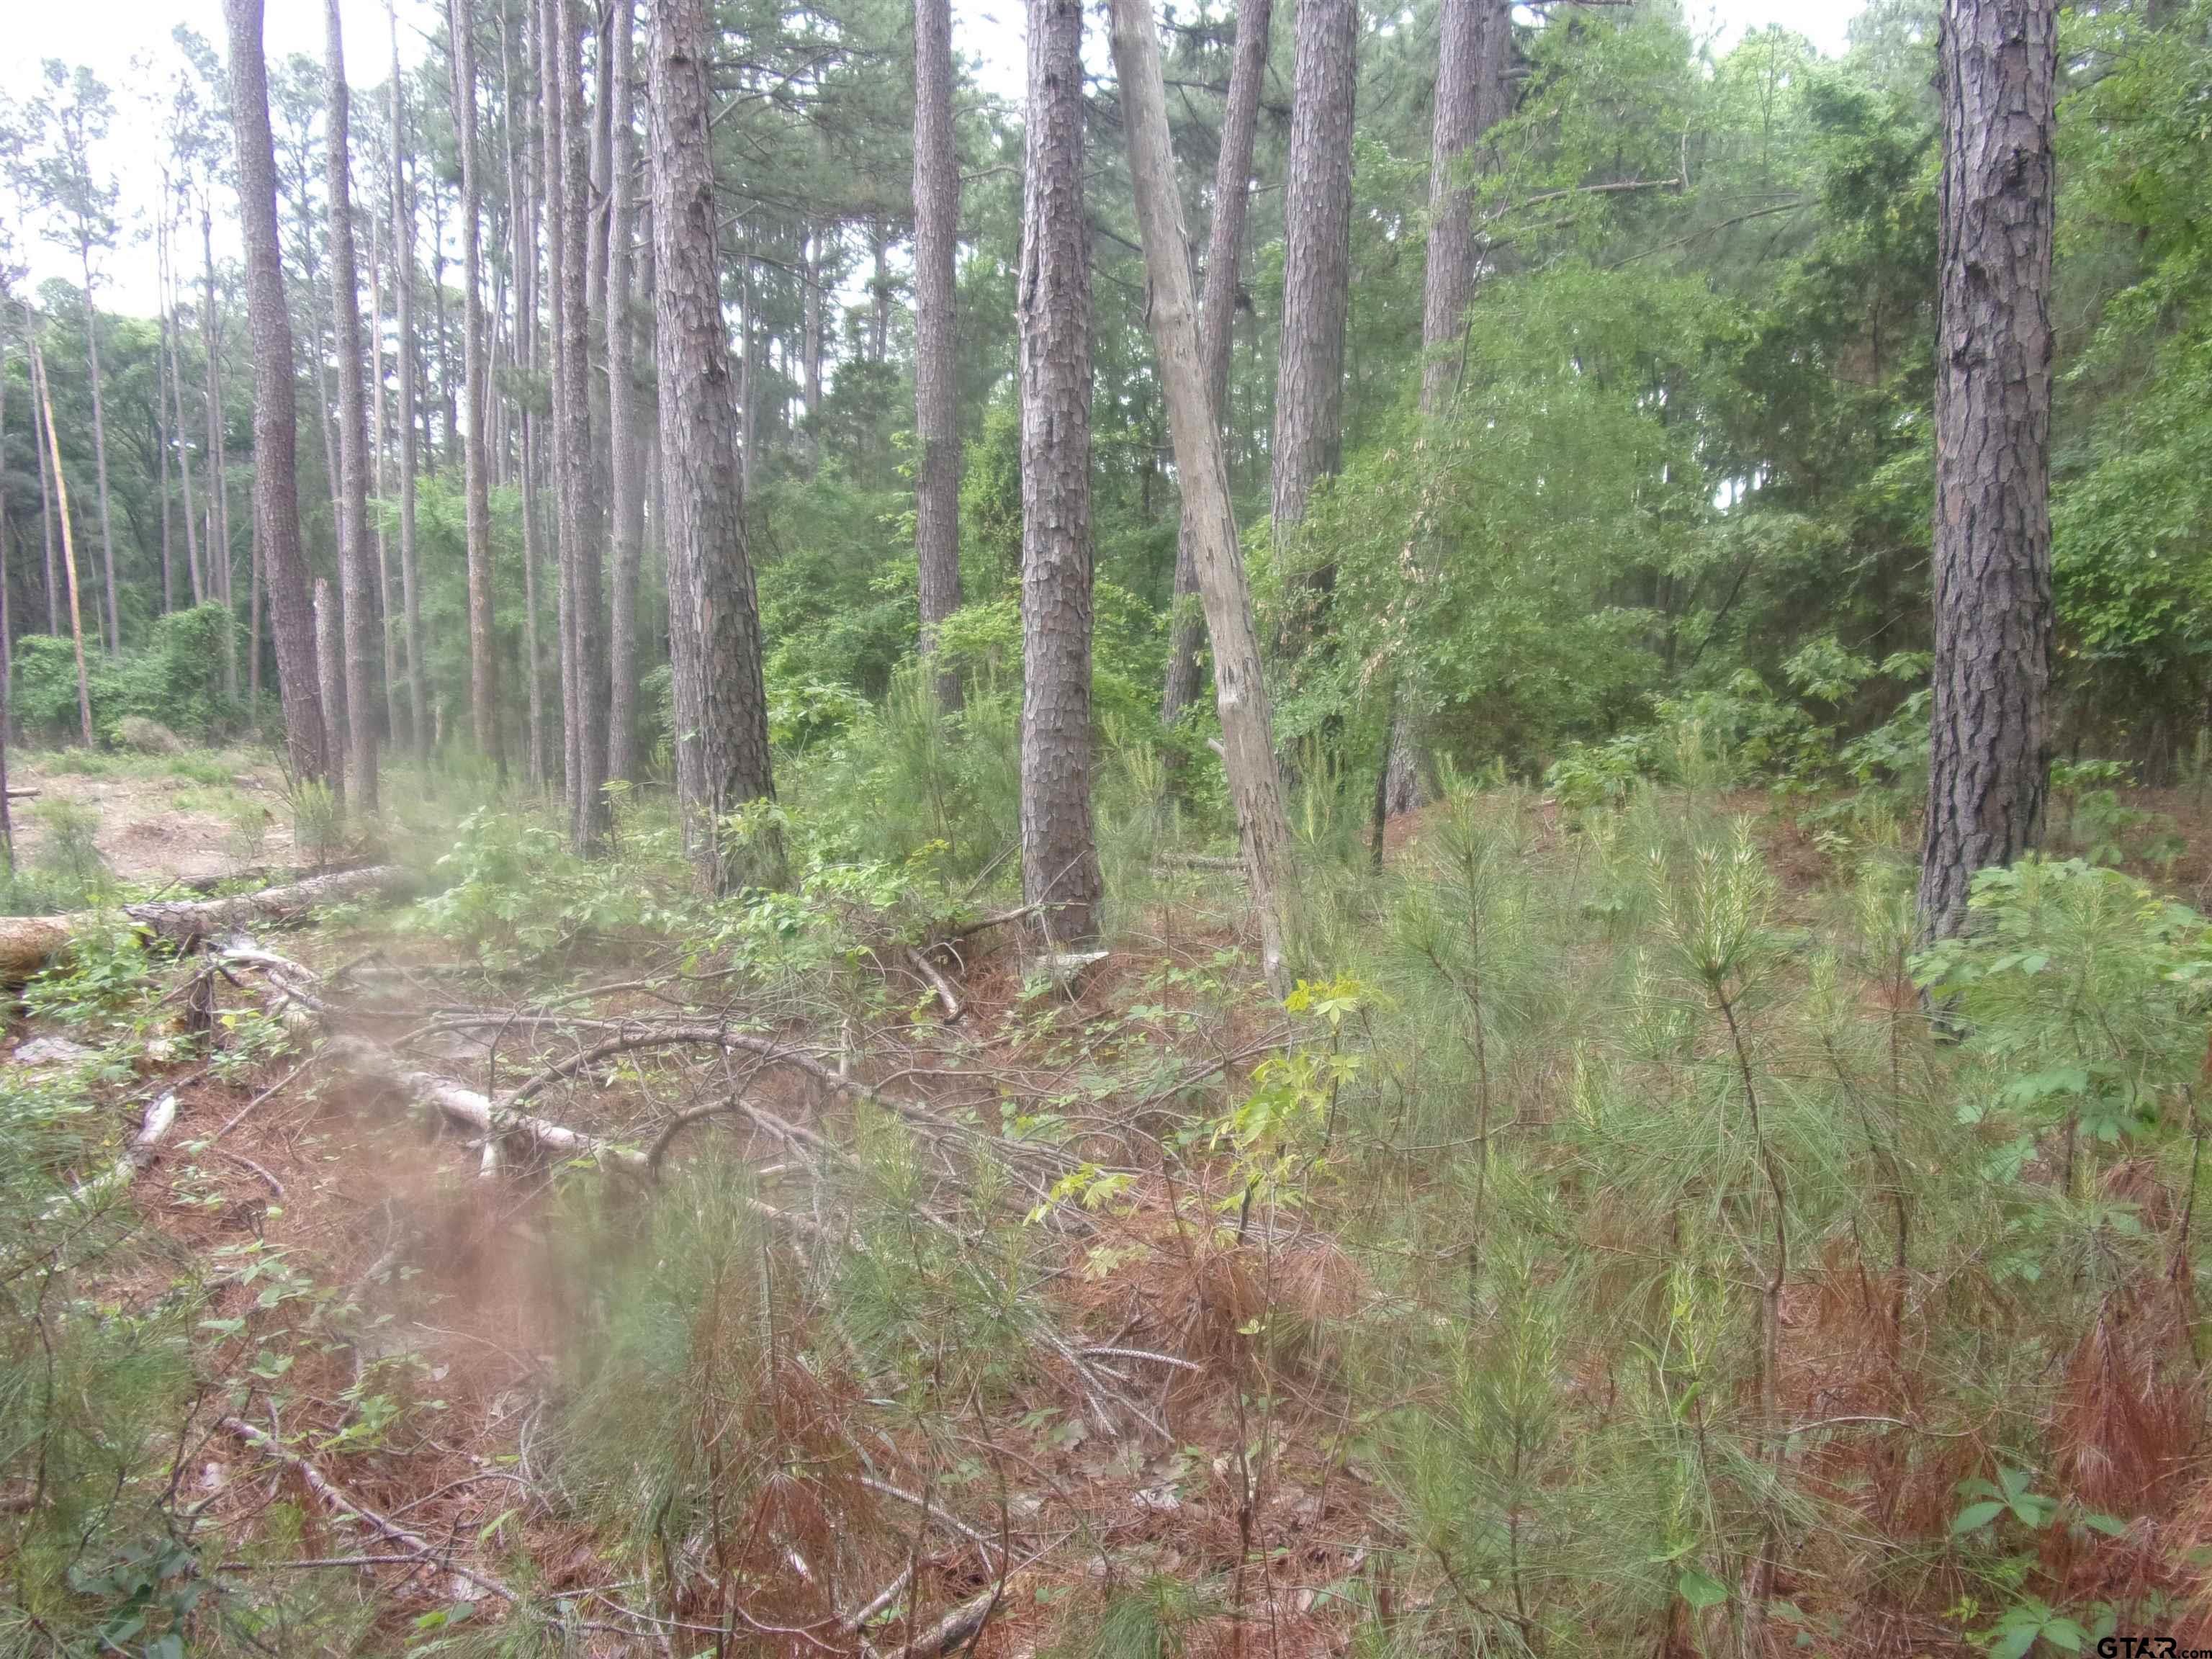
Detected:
left=801, top=225, right=824, bottom=471
left=1110, top=0, right=1300, bottom=994
left=1917, top=0, right=2059, bottom=943
left=1161, top=0, right=1271, bottom=729
left=913, top=0, right=965, bottom=711
left=1018, top=0, right=1102, bottom=948
left=202, top=203, right=238, bottom=698
left=605, top=0, right=644, bottom=783
left=870, top=221, right=891, bottom=364
left=390, top=3, right=431, bottom=771
left=32, top=351, right=60, bottom=637
left=1382, top=0, right=1513, bottom=819
left=512, top=0, right=551, bottom=791
left=164, top=216, right=205, bottom=608
left=1269, top=0, right=1356, bottom=549
left=315, top=577, right=346, bottom=805
left=78, top=247, right=122, bottom=654
left=327, top=0, right=382, bottom=813
left=226, top=0, right=330, bottom=791
left=649, top=0, right=780, bottom=894
left=157, top=310, right=176, bottom=616
left=367, top=190, right=397, bottom=737
left=450, top=0, right=501, bottom=770
left=31, top=347, right=94, bottom=746
left=549, top=0, right=608, bottom=851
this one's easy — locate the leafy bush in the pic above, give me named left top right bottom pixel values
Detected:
left=12, top=603, right=241, bottom=746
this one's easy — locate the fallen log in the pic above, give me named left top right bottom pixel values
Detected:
left=0, top=865, right=413, bottom=982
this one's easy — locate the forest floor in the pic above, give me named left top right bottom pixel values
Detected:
left=20, top=786, right=1369, bottom=1657
left=19, top=758, right=2212, bottom=1656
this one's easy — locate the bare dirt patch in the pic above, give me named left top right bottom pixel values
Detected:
left=12, top=752, right=290, bottom=886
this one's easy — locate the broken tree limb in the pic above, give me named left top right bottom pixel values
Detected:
left=46, top=1091, right=178, bottom=1218
left=324, top=1036, right=649, bottom=1173
left=219, top=1416, right=513, bottom=1604
left=0, top=865, right=415, bottom=982
left=904, top=945, right=965, bottom=1022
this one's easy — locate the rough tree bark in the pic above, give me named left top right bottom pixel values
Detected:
left=449, top=0, right=501, bottom=770
left=1269, top=0, right=1356, bottom=546
left=912, top=0, right=964, bottom=711
left=226, top=0, right=329, bottom=790
left=326, top=0, right=382, bottom=813
left=1917, top=0, right=2059, bottom=943
left=1160, top=0, right=1272, bottom=729
left=649, top=0, right=780, bottom=894
left=1381, top=0, right=1514, bottom=819
left=390, top=2, right=431, bottom=770
left=1017, top=0, right=1102, bottom=948
left=549, top=0, right=608, bottom=851
left=605, top=0, right=644, bottom=783
left=314, top=577, right=346, bottom=804
left=505, top=0, right=551, bottom=791
left=1109, top=0, right=1300, bottom=994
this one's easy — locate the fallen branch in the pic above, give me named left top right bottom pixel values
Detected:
left=220, top=1416, right=513, bottom=1604
left=47, top=1092, right=177, bottom=1217
left=325, top=1036, right=649, bottom=1173
left=900, top=1583, right=1006, bottom=1659
left=0, top=866, right=413, bottom=982
left=904, top=945, right=965, bottom=1022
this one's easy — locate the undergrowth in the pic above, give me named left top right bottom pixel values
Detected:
left=7, top=710, right=2212, bottom=1656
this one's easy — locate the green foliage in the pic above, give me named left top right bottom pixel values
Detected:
left=1915, top=859, right=2212, bottom=1188
left=12, top=604, right=242, bottom=747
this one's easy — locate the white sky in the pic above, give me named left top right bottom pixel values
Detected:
left=4, top=0, right=1865, bottom=315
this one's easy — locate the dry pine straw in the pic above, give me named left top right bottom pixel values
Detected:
left=86, top=921, right=1379, bottom=1657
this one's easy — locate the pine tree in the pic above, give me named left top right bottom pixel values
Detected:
left=1918, top=0, right=2059, bottom=941
left=1018, top=0, right=1102, bottom=948
left=326, top=0, right=381, bottom=812
left=912, top=0, right=963, bottom=711
left=449, top=0, right=500, bottom=770
left=649, top=0, right=778, bottom=893
left=225, top=0, right=328, bottom=789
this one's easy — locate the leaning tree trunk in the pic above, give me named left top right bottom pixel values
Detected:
left=34, top=351, right=60, bottom=637
left=1917, top=0, right=2059, bottom=943
left=912, top=0, right=964, bottom=711
left=605, top=0, right=644, bottom=783
left=1109, top=0, right=1300, bottom=994
left=227, top=0, right=329, bottom=791
left=390, top=4, right=431, bottom=771
left=450, top=0, right=502, bottom=771
left=1381, top=0, right=1514, bottom=820
left=1270, top=0, right=1356, bottom=551
left=1017, top=0, right=1102, bottom=948
left=326, top=0, right=382, bottom=814
left=1160, top=0, right=1272, bottom=730
left=31, top=349, right=94, bottom=746
left=649, top=0, right=779, bottom=894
